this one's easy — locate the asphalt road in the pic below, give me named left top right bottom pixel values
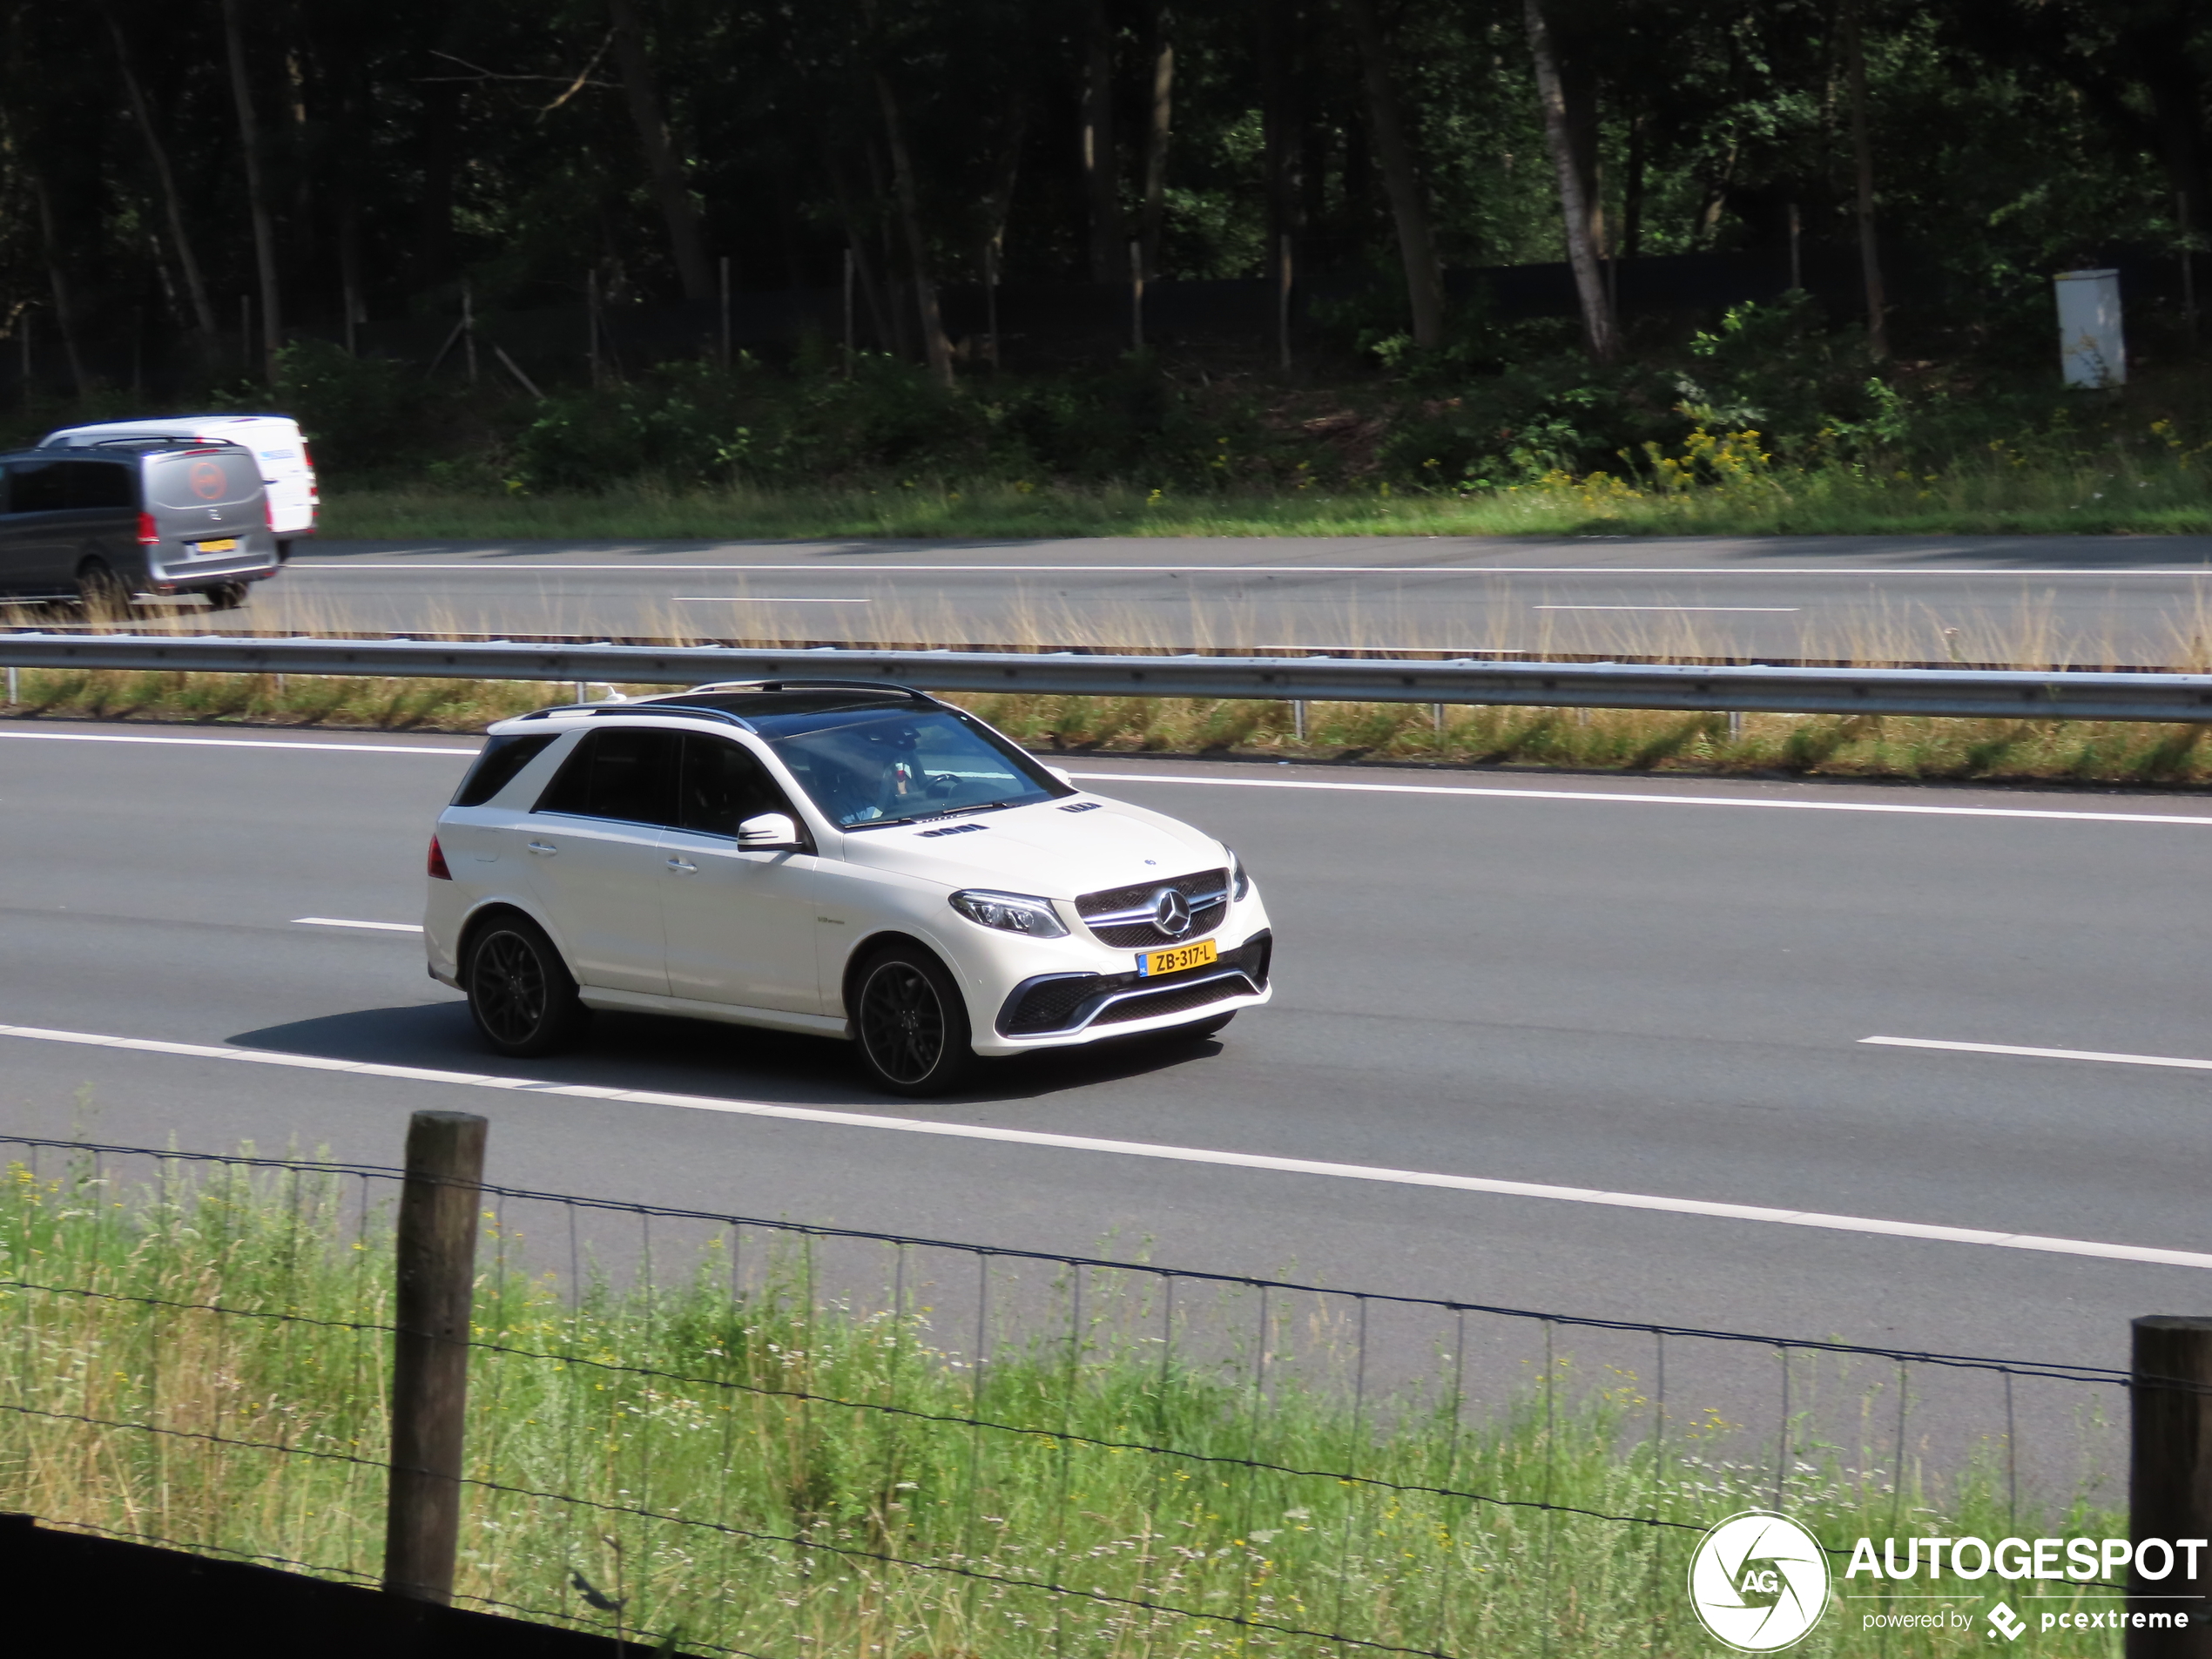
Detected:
left=133, top=532, right=2212, bottom=664
left=3, top=715, right=2208, bottom=1483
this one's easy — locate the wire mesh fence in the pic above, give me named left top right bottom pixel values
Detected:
left=0, top=1131, right=2140, bottom=1656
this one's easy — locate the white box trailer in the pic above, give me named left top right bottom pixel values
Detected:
left=37, top=415, right=318, bottom=552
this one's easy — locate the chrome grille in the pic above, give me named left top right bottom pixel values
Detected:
left=1076, top=867, right=1229, bottom=948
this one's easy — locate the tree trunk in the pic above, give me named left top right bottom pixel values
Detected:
left=1081, top=0, right=1119, bottom=281
left=30, top=177, right=90, bottom=398
left=824, top=148, right=896, bottom=353
left=874, top=71, right=954, bottom=388
left=1340, top=0, right=1445, bottom=349
left=1258, top=0, right=1298, bottom=330
left=1522, top=0, right=1615, bottom=362
left=102, top=2, right=218, bottom=342
left=981, top=102, right=1028, bottom=276
left=1622, top=110, right=1647, bottom=261
left=221, top=0, right=284, bottom=376
left=1137, top=9, right=1173, bottom=282
left=606, top=0, right=713, bottom=300
left=1844, top=0, right=1888, bottom=360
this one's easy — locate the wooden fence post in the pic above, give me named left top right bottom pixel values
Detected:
left=2130, top=1316, right=2212, bottom=1656
left=382, top=1110, right=489, bottom=1605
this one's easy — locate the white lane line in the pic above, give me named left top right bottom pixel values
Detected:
left=674, top=597, right=873, bottom=604
left=0, top=729, right=475, bottom=756
left=293, top=917, right=425, bottom=934
left=301, top=562, right=2212, bottom=578
left=1534, top=604, right=1800, bottom=613
left=3, top=1018, right=2207, bottom=1271
left=1863, top=1035, right=2212, bottom=1071
left=1070, top=770, right=2212, bottom=826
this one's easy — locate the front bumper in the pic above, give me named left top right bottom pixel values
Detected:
left=995, top=930, right=1271, bottom=1042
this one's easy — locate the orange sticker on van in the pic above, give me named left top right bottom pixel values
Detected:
left=190, top=461, right=226, bottom=500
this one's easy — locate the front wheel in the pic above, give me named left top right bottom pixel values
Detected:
left=464, top=916, right=590, bottom=1058
left=853, top=946, right=974, bottom=1096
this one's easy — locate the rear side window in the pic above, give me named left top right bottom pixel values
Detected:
left=677, top=734, right=798, bottom=835
left=534, top=728, right=681, bottom=826
left=451, top=733, right=558, bottom=807
left=7, top=461, right=66, bottom=514
left=58, top=461, right=133, bottom=510
left=146, top=448, right=261, bottom=510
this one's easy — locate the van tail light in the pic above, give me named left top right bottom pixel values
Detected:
left=265, top=496, right=275, bottom=529
left=427, top=835, right=453, bottom=880
left=136, top=512, right=158, bottom=547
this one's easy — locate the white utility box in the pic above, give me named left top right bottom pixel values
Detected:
left=2054, top=267, right=2125, bottom=388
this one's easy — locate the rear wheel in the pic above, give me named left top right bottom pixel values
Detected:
left=203, top=583, right=249, bottom=612
left=74, top=559, right=130, bottom=619
left=464, top=916, right=590, bottom=1058
left=853, top=945, right=974, bottom=1096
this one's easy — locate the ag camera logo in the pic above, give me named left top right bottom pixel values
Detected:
left=1688, top=1511, right=1831, bottom=1651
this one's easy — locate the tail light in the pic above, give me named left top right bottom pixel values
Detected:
left=265, top=496, right=275, bottom=529
left=136, top=513, right=158, bottom=546
left=427, top=835, right=453, bottom=880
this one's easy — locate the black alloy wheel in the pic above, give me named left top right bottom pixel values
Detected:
left=465, top=917, right=589, bottom=1057
left=853, top=947, right=974, bottom=1096
left=204, top=582, right=249, bottom=611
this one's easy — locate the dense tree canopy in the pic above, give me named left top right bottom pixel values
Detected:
left=0, top=0, right=2202, bottom=383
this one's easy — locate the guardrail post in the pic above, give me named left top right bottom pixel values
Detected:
left=383, top=1109, right=489, bottom=1605
left=2130, top=1316, right=2212, bottom=1655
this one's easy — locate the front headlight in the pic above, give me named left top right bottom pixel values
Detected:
left=949, top=889, right=1070, bottom=938
left=1229, top=849, right=1251, bottom=900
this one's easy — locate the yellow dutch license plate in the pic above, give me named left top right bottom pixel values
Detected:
left=194, top=538, right=239, bottom=556
left=1139, top=939, right=1217, bottom=977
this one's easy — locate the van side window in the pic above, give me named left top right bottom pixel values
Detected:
left=678, top=735, right=798, bottom=836
left=58, top=461, right=132, bottom=510
left=534, top=729, right=682, bottom=826
left=7, top=462, right=65, bottom=514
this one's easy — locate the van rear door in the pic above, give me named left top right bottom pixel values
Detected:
left=145, top=447, right=264, bottom=556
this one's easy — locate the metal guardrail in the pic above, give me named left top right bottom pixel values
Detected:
left=7, top=630, right=2212, bottom=722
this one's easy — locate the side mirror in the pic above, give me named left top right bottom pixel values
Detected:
left=737, top=812, right=802, bottom=850
left=1047, top=766, right=1075, bottom=787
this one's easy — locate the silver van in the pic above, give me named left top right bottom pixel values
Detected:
left=0, top=440, right=278, bottom=611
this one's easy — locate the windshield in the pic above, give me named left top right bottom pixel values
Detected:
left=751, top=705, right=1066, bottom=828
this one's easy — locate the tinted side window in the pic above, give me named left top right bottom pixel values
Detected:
left=452, top=733, right=559, bottom=807
left=678, top=735, right=795, bottom=835
left=58, top=461, right=133, bottom=510
left=534, top=729, right=681, bottom=826
left=8, top=462, right=66, bottom=514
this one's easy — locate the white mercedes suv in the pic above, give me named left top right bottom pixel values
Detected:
left=424, top=682, right=1273, bottom=1094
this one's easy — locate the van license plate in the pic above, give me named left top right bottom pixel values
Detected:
left=192, top=538, right=239, bottom=556
left=1139, top=939, right=1217, bottom=976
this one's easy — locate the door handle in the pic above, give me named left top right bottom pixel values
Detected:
left=526, top=840, right=557, bottom=856
left=665, top=857, right=698, bottom=873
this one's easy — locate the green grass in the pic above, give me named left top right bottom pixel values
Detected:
left=12, top=667, right=2212, bottom=792
left=320, top=446, right=2212, bottom=542
left=0, top=1152, right=2128, bottom=1656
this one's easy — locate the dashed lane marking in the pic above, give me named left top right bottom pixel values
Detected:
left=1, top=1020, right=2208, bottom=1272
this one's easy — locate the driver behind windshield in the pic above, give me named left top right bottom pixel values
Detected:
left=753, top=705, right=1062, bottom=828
